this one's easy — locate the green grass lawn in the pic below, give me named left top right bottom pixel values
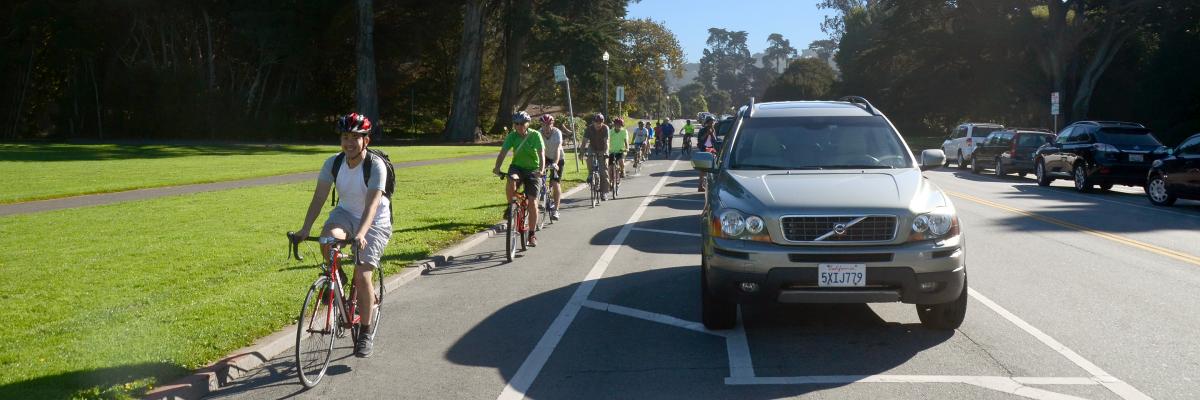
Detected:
left=0, top=154, right=584, bottom=399
left=0, top=144, right=500, bottom=204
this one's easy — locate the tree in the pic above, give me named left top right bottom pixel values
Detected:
left=445, top=0, right=488, bottom=141
left=677, top=83, right=708, bottom=116
left=356, top=0, right=379, bottom=135
left=695, top=28, right=755, bottom=106
left=489, top=0, right=535, bottom=135
left=763, top=58, right=835, bottom=102
left=762, top=33, right=798, bottom=74
left=808, top=39, right=837, bottom=65
left=705, top=90, right=732, bottom=114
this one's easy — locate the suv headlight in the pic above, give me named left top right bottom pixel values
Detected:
left=909, top=207, right=959, bottom=241
left=711, top=209, right=770, bottom=242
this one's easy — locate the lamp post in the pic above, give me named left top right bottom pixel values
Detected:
left=603, top=51, right=610, bottom=117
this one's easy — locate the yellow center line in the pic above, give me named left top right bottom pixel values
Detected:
left=948, top=191, right=1200, bottom=267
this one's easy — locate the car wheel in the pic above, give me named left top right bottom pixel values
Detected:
left=1073, top=164, right=1093, bottom=193
left=701, top=258, right=737, bottom=330
left=994, top=159, right=1005, bottom=176
left=957, top=151, right=968, bottom=169
left=970, top=156, right=981, bottom=174
left=1035, top=160, right=1052, bottom=187
left=917, top=278, right=968, bottom=330
left=1147, top=174, right=1177, bottom=206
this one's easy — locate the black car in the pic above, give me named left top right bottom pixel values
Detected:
left=1034, top=121, right=1166, bottom=192
left=1146, top=133, right=1200, bottom=206
left=970, top=128, right=1054, bottom=176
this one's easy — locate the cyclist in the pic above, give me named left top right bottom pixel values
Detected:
left=660, top=119, right=676, bottom=158
left=539, top=114, right=565, bottom=220
left=492, top=111, right=546, bottom=247
left=608, top=117, right=630, bottom=184
left=644, top=120, right=656, bottom=159
left=632, top=120, right=650, bottom=163
left=682, top=119, right=695, bottom=154
left=581, top=113, right=611, bottom=200
left=697, top=115, right=717, bottom=192
left=294, top=113, right=391, bottom=358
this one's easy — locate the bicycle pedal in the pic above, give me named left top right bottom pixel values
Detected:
left=351, top=315, right=361, bottom=325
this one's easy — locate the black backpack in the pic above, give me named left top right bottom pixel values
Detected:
left=329, top=148, right=396, bottom=222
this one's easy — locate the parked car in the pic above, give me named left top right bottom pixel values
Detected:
left=942, top=122, right=1004, bottom=169
left=1034, top=121, right=1167, bottom=192
left=1146, top=133, right=1200, bottom=206
left=969, top=128, right=1054, bottom=176
left=692, top=97, right=967, bottom=331
left=714, top=116, right=735, bottom=150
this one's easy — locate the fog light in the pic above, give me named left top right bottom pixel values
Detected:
left=919, top=281, right=940, bottom=292
left=739, top=282, right=759, bottom=293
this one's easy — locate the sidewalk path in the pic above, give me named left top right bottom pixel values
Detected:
left=0, top=153, right=495, bottom=217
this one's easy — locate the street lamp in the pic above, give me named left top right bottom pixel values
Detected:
left=603, top=51, right=610, bottom=117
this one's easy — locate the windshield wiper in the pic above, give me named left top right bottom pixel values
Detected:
left=821, top=165, right=895, bottom=169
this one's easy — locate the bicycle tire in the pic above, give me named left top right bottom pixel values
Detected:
left=296, top=276, right=336, bottom=388
left=518, top=203, right=528, bottom=251
left=590, top=172, right=599, bottom=208
left=538, top=179, right=549, bottom=230
left=506, top=201, right=518, bottom=262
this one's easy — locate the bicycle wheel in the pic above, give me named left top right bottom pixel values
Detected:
left=538, top=179, right=549, bottom=230
left=296, top=276, right=337, bottom=388
left=505, top=201, right=518, bottom=262
left=518, top=204, right=528, bottom=251
left=590, top=172, right=599, bottom=208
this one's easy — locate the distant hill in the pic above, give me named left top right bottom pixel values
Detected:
left=665, top=63, right=700, bottom=92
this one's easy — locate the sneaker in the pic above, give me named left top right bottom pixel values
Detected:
left=551, top=210, right=561, bottom=220
left=528, top=235, right=538, bottom=247
left=355, top=331, right=374, bottom=358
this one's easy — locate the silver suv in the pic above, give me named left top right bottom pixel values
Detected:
left=692, top=97, right=967, bottom=330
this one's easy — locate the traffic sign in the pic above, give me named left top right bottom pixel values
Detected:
left=616, top=86, right=625, bottom=102
left=553, top=65, right=567, bottom=83
left=1051, top=92, right=1060, bottom=116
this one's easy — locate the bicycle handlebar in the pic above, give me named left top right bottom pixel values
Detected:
left=286, top=231, right=356, bottom=262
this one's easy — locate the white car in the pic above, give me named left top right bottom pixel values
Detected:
left=942, top=123, right=1004, bottom=169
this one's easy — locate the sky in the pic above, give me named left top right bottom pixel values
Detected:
left=626, top=0, right=835, bottom=64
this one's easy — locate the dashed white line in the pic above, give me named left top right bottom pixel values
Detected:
left=581, top=300, right=718, bottom=337
left=495, top=160, right=681, bottom=400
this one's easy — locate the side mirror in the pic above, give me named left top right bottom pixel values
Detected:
left=1167, top=147, right=1175, bottom=156
left=692, top=151, right=716, bottom=172
left=919, top=149, right=946, bottom=171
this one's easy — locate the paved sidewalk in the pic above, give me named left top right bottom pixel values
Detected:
left=0, top=153, right=494, bottom=217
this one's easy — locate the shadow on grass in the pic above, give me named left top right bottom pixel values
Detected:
left=0, top=362, right=188, bottom=400
left=0, top=144, right=330, bottom=162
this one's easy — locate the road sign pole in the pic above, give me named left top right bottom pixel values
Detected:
left=564, top=78, right=579, bottom=172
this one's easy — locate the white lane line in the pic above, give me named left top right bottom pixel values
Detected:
left=630, top=227, right=701, bottom=237
left=654, top=196, right=705, bottom=203
left=580, top=300, right=721, bottom=337
left=496, top=160, right=681, bottom=400
left=726, top=375, right=1093, bottom=400
left=725, top=308, right=755, bottom=379
left=968, top=288, right=1152, bottom=400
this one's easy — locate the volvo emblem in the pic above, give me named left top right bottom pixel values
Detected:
left=833, top=223, right=848, bottom=235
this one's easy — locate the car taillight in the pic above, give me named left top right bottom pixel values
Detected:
left=966, top=138, right=973, bottom=146
left=1092, top=143, right=1118, bottom=153
left=1009, top=139, right=1017, bottom=157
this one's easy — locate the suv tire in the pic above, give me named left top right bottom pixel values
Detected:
left=970, top=155, right=981, bottom=174
left=994, top=158, right=1005, bottom=177
left=1147, top=174, right=1177, bottom=206
left=1073, top=164, right=1094, bottom=193
left=1035, top=160, right=1053, bottom=186
left=916, top=279, right=968, bottom=330
left=701, top=259, right=737, bottom=330
left=957, top=151, right=968, bottom=170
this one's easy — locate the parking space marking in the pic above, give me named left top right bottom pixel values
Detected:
left=581, top=300, right=718, bottom=337
left=969, top=288, right=1151, bottom=400
left=951, top=191, right=1200, bottom=267
left=726, top=309, right=755, bottom=379
left=631, top=227, right=701, bottom=237
left=496, top=160, right=681, bottom=400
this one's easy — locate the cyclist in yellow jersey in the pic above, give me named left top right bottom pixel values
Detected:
left=608, top=117, right=631, bottom=181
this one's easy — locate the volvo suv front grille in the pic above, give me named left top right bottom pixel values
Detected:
left=780, top=215, right=898, bottom=242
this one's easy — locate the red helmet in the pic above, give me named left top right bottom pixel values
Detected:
left=336, top=113, right=372, bottom=135
left=540, top=114, right=554, bottom=125
left=612, top=117, right=624, bottom=126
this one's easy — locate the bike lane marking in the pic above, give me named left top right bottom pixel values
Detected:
left=495, top=159, right=681, bottom=400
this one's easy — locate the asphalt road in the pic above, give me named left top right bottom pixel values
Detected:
left=209, top=125, right=1200, bottom=400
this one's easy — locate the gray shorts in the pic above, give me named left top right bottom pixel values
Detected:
left=322, top=207, right=392, bottom=268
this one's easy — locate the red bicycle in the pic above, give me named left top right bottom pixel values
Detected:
left=499, top=172, right=532, bottom=262
left=287, top=232, right=385, bottom=388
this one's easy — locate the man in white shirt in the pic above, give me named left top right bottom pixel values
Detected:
left=540, top=114, right=565, bottom=220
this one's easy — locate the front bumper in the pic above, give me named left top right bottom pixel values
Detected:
left=704, top=235, right=966, bottom=305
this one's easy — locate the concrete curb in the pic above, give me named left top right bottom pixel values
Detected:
left=144, top=182, right=588, bottom=400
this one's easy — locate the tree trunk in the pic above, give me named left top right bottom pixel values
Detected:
left=356, top=0, right=380, bottom=136
left=489, top=0, right=534, bottom=135
left=88, top=57, right=104, bottom=140
left=445, top=0, right=487, bottom=142
left=203, top=7, right=216, bottom=90
left=9, top=47, right=35, bottom=139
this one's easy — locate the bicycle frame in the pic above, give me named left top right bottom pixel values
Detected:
left=289, top=235, right=362, bottom=334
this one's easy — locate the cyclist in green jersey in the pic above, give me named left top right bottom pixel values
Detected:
left=608, top=117, right=631, bottom=180
left=492, top=111, right=546, bottom=247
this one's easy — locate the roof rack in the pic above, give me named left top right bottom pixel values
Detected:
left=839, top=96, right=876, bottom=115
left=746, top=97, right=755, bottom=118
left=1008, top=127, right=1053, bottom=133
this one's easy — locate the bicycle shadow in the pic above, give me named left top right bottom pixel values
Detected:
left=423, top=251, right=510, bottom=276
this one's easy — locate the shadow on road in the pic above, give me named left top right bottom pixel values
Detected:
left=445, top=266, right=951, bottom=399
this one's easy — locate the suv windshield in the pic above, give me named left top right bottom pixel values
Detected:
left=972, top=127, right=1001, bottom=137
left=729, top=116, right=912, bottom=170
left=1017, top=133, right=1051, bottom=147
left=1096, top=128, right=1162, bottom=146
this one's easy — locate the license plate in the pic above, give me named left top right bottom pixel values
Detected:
left=818, top=264, right=866, bottom=287
left=1129, top=154, right=1144, bottom=162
